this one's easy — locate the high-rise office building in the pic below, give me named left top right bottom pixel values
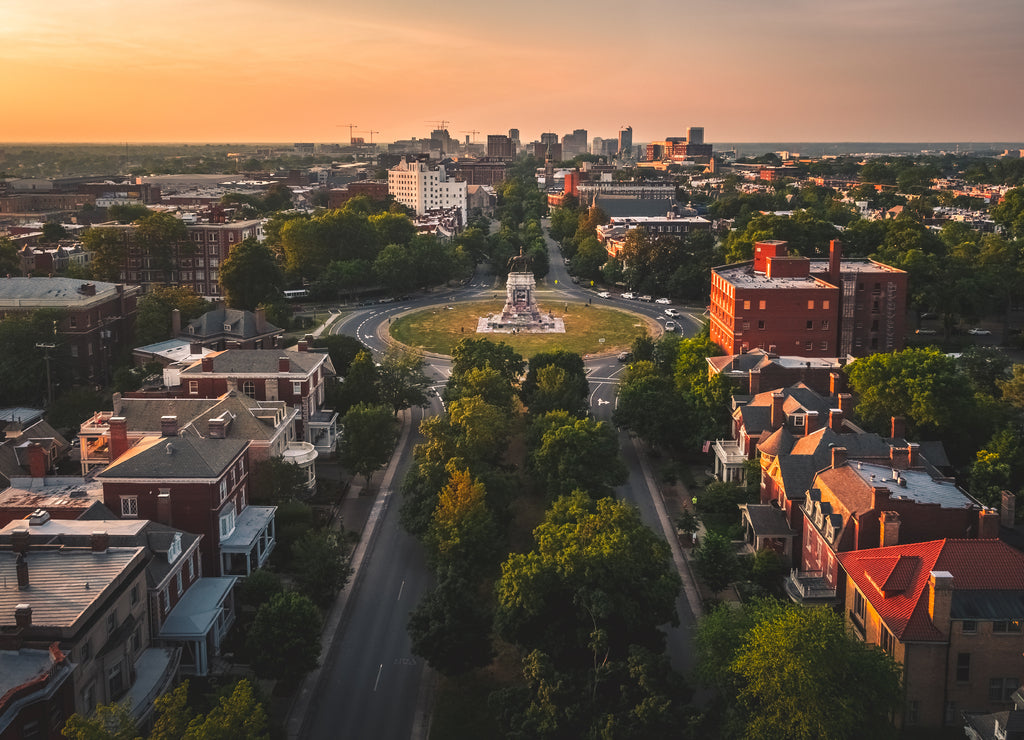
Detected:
left=618, top=126, right=632, bottom=156
left=687, top=127, right=704, bottom=146
left=486, top=134, right=515, bottom=159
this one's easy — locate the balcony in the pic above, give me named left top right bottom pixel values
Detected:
left=283, top=441, right=318, bottom=491
left=785, top=569, right=838, bottom=605
left=713, top=439, right=747, bottom=483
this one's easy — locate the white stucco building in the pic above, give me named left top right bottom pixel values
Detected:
left=388, top=158, right=467, bottom=222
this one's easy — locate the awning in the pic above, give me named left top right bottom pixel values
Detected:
left=159, top=577, right=237, bottom=639
left=219, top=506, right=276, bottom=554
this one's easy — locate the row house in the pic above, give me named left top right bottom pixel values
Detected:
left=174, top=306, right=282, bottom=351
left=0, top=516, right=235, bottom=678
left=706, top=348, right=844, bottom=396
left=0, top=533, right=179, bottom=726
left=0, top=277, right=140, bottom=384
left=174, top=348, right=337, bottom=454
left=0, top=641, right=74, bottom=740
left=96, top=425, right=275, bottom=579
left=78, top=390, right=315, bottom=490
left=0, top=478, right=105, bottom=530
left=840, top=539, right=1024, bottom=730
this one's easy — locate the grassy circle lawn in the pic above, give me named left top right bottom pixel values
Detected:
left=389, top=298, right=660, bottom=358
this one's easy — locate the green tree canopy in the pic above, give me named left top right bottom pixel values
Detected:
left=338, top=402, right=398, bottom=489
left=520, top=350, right=589, bottom=417
left=408, top=569, right=495, bottom=676
left=376, top=347, right=431, bottom=415
left=134, top=285, right=210, bottom=347
left=425, top=467, right=499, bottom=574
left=291, top=529, right=352, bottom=608
left=529, top=415, right=626, bottom=500
left=218, top=237, right=283, bottom=311
left=247, top=591, right=321, bottom=684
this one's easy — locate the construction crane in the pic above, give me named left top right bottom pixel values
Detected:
left=425, top=120, right=450, bottom=132
left=461, top=130, right=480, bottom=143
left=336, top=123, right=358, bottom=145
left=362, top=130, right=380, bottom=144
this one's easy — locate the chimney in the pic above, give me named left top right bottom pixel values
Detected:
left=160, top=416, right=178, bottom=437
left=15, top=604, right=32, bottom=628
left=79, top=282, right=96, bottom=296
left=11, top=529, right=30, bottom=554
left=891, top=416, right=907, bottom=440
left=112, top=392, right=123, bottom=416
left=837, top=393, right=853, bottom=415
left=767, top=344, right=778, bottom=358
left=805, top=410, right=819, bottom=434
left=27, top=442, right=47, bottom=478
left=1002, top=490, right=1017, bottom=528
left=90, top=531, right=109, bottom=552
left=16, top=553, right=29, bottom=590
left=171, top=308, right=181, bottom=337
left=208, top=414, right=230, bottom=439
left=255, top=307, right=267, bottom=333
left=928, top=571, right=954, bottom=636
left=829, top=408, right=843, bottom=432
left=828, top=239, right=842, bottom=284
left=879, top=511, right=901, bottom=547
left=108, top=417, right=129, bottom=462
left=831, top=446, right=847, bottom=469
left=770, top=392, right=785, bottom=429
left=297, top=340, right=308, bottom=353
left=889, top=446, right=905, bottom=467
left=157, top=492, right=172, bottom=526
left=190, top=342, right=203, bottom=355
left=830, top=372, right=843, bottom=396
left=977, top=508, right=1000, bottom=539
left=907, top=443, right=920, bottom=468
left=201, top=356, right=214, bottom=372
left=278, top=357, right=290, bottom=373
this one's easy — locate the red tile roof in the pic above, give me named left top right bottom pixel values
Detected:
left=839, top=539, right=1024, bottom=642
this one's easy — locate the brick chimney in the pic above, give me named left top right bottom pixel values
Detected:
left=830, top=371, right=843, bottom=396
left=15, top=604, right=32, bottom=628
left=27, top=442, right=47, bottom=478
left=831, top=446, right=847, bottom=469
left=112, top=392, right=123, bottom=416
left=770, top=392, right=785, bottom=429
left=278, top=357, right=290, bottom=373
left=297, top=340, right=308, bottom=353
left=160, top=416, right=178, bottom=437
left=108, top=417, right=129, bottom=462
left=90, top=532, right=109, bottom=552
left=171, top=308, right=182, bottom=337
left=977, top=508, right=1000, bottom=539
left=16, top=553, right=29, bottom=590
left=11, top=528, right=30, bottom=554
left=255, top=307, right=267, bottom=333
left=1002, top=490, right=1017, bottom=528
left=208, top=414, right=230, bottom=439
left=928, top=571, right=954, bottom=636
left=201, top=356, right=214, bottom=372
left=891, top=416, right=907, bottom=440
left=907, top=443, right=920, bottom=468
left=879, top=511, right=901, bottom=547
left=837, top=393, right=854, bottom=415
left=804, top=410, right=819, bottom=434
left=79, top=282, right=96, bottom=296
left=828, top=239, right=842, bottom=285
left=157, top=492, right=172, bottom=526
left=190, top=342, right=203, bottom=355
left=829, top=408, right=843, bottom=432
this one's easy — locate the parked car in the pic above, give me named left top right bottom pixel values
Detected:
left=665, top=320, right=678, bottom=332
left=621, top=292, right=637, bottom=300
left=597, top=291, right=611, bottom=298
left=663, top=308, right=681, bottom=317
left=915, top=328, right=937, bottom=335
left=617, top=351, right=633, bottom=362
left=968, top=328, right=992, bottom=335
left=919, top=312, right=938, bottom=320
left=638, top=294, right=653, bottom=302
left=655, top=297, right=672, bottom=305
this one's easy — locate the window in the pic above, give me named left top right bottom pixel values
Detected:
left=820, top=342, right=829, bottom=351
left=120, top=496, right=138, bottom=518
left=187, top=554, right=194, bottom=581
left=853, top=590, right=866, bottom=622
left=219, top=479, right=228, bottom=502
left=806, top=320, right=813, bottom=330
left=743, top=300, right=750, bottom=310
left=822, top=300, right=830, bottom=310
left=956, top=652, right=970, bottom=681
left=106, top=610, right=117, bottom=635
left=758, top=300, right=766, bottom=310
left=79, top=640, right=91, bottom=662
left=880, top=627, right=896, bottom=654
left=962, top=620, right=977, bottom=634
left=804, top=341, right=812, bottom=351
left=108, top=664, right=125, bottom=697
left=129, top=585, right=139, bottom=606
left=758, top=320, right=765, bottom=330
left=242, top=380, right=255, bottom=396
left=176, top=570, right=183, bottom=597
left=69, top=315, right=77, bottom=328
left=292, top=381, right=302, bottom=395
left=70, top=345, right=78, bottom=358
left=189, top=381, right=199, bottom=395
left=907, top=700, right=919, bottom=724
left=807, top=300, right=815, bottom=310
left=219, top=508, right=236, bottom=540
left=742, top=322, right=750, bottom=330
left=167, top=533, right=181, bottom=563
left=994, top=620, right=1022, bottom=633
left=990, top=678, right=1019, bottom=703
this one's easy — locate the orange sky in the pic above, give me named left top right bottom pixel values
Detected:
left=2, top=0, right=1022, bottom=144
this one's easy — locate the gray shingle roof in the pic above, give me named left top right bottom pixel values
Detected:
left=97, top=434, right=246, bottom=480
left=183, top=308, right=280, bottom=340
left=178, top=349, right=332, bottom=377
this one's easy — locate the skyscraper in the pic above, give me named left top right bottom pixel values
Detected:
left=618, top=126, right=632, bottom=156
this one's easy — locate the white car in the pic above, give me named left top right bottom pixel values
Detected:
left=621, top=292, right=637, bottom=300
left=968, top=328, right=992, bottom=336
left=597, top=291, right=611, bottom=299
left=655, top=297, right=672, bottom=305
left=665, top=320, right=678, bottom=332
left=663, top=308, right=681, bottom=317
left=638, top=294, right=653, bottom=302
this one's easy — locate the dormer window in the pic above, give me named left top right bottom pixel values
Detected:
left=224, top=323, right=232, bottom=332
left=167, top=532, right=182, bottom=564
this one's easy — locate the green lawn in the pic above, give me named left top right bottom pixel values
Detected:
left=389, top=298, right=658, bottom=358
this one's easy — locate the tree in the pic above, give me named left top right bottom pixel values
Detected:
left=692, top=530, right=739, bottom=594
left=339, top=402, right=398, bottom=489
left=291, top=529, right=352, bottom=608
left=106, top=203, right=151, bottom=223
left=218, top=237, right=284, bottom=311
left=247, top=591, right=321, bottom=684
left=61, top=701, right=138, bottom=740
left=135, top=211, right=191, bottom=279
left=81, top=226, right=130, bottom=282
left=425, top=467, right=499, bottom=574
left=999, top=364, right=1024, bottom=412
left=134, top=285, right=210, bottom=346
left=149, top=681, right=192, bottom=740
left=530, top=415, right=627, bottom=500
left=376, top=347, right=431, bottom=415
left=449, top=337, right=524, bottom=388
left=250, top=456, right=309, bottom=504
left=312, top=334, right=368, bottom=377
left=443, top=365, right=518, bottom=412
left=331, top=349, right=380, bottom=415
left=237, top=567, right=284, bottom=609
left=182, top=679, right=270, bottom=740
left=0, top=236, right=19, bottom=276
left=495, top=491, right=681, bottom=664
left=0, top=309, right=67, bottom=406
left=373, top=243, right=417, bottom=295
left=408, top=569, right=495, bottom=676
left=520, top=350, right=589, bottom=417
left=730, top=603, right=902, bottom=740
left=613, top=362, right=689, bottom=452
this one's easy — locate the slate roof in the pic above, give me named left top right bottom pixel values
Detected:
left=97, top=434, right=246, bottom=480
left=840, top=539, right=1024, bottom=641
left=113, top=391, right=288, bottom=442
left=0, top=548, right=146, bottom=629
left=183, top=308, right=281, bottom=340
left=177, top=349, right=332, bottom=377
left=736, top=383, right=837, bottom=435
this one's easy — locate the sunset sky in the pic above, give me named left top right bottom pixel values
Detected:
left=2, top=0, right=1021, bottom=144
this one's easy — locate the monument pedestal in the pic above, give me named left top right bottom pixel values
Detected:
left=478, top=271, right=565, bottom=334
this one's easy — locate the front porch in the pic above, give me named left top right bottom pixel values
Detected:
left=713, top=439, right=747, bottom=483
left=219, top=505, right=276, bottom=576
left=306, top=410, right=338, bottom=455
left=739, top=503, right=797, bottom=567
left=157, top=577, right=238, bottom=676
left=784, top=569, right=839, bottom=605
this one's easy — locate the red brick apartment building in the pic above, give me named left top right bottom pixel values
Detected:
left=710, top=240, right=907, bottom=357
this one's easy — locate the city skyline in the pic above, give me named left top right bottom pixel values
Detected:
left=2, top=0, right=1022, bottom=144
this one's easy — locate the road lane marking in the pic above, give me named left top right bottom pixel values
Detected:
left=374, top=663, right=383, bottom=691
left=397, top=579, right=405, bottom=601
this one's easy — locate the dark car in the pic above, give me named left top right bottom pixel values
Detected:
left=617, top=351, right=633, bottom=362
